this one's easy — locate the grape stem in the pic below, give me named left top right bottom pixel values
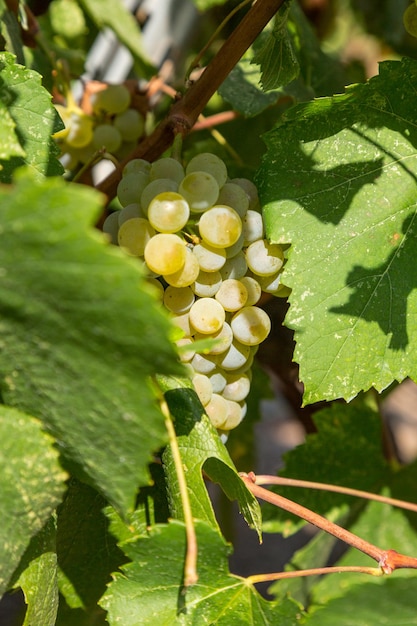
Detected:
left=246, top=565, right=384, bottom=585
left=253, top=473, right=417, bottom=514
left=156, top=383, right=198, bottom=587
left=240, top=472, right=417, bottom=574
left=95, top=0, right=285, bottom=201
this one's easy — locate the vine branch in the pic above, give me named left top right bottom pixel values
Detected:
left=240, top=472, right=417, bottom=574
left=95, top=0, right=285, bottom=200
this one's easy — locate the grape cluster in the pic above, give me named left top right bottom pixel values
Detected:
left=104, top=153, right=287, bottom=435
left=54, top=84, right=145, bottom=172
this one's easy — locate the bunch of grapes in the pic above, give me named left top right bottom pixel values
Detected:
left=103, top=152, right=288, bottom=436
left=54, top=83, right=145, bottom=172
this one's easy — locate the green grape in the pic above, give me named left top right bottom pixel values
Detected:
left=122, top=158, right=152, bottom=177
left=189, top=297, right=225, bottom=334
left=178, top=171, right=219, bottom=212
left=217, top=182, right=250, bottom=217
left=90, top=84, right=131, bottom=114
left=192, top=270, right=222, bottom=297
left=240, top=276, right=262, bottom=306
left=245, top=239, right=284, bottom=276
left=192, top=242, right=226, bottom=272
left=191, top=352, right=218, bottom=374
left=102, top=211, right=120, bottom=245
left=225, top=232, right=245, bottom=259
left=242, top=210, right=264, bottom=245
left=205, top=393, right=229, bottom=429
left=65, top=111, right=94, bottom=148
left=404, top=3, right=417, bottom=37
left=118, top=217, right=155, bottom=256
left=208, top=368, right=227, bottom=393
left=221, top=399, right=244, bottom=430
left=114, top=108, right=145, bottom=141
left=176, top=337, right=195, bottom=363
left=171, top=312, right=192, bottom=337
left=147, top=192, right=190, bottom=233
left=144, top=233, right=186, bottom=275
left=140, top=178, right=178, bottom=212
left=118, top=203, right=145, bottom=225
left=93, top=124, right=122, bottom=153
left=194, top=321, right=233, bottom=355
left=147, top=277, right=164, bottom=301
left=216, top=339, right=251, bottom=371
left=231, top=178, right=260, bottom=211
left=163, top=246, right=200, bottom=288
left=117, top=172, right=149, bottom=207
left=215, top=278, right=248, bottom=312
left=198, top=205, right=242, bottom=249
left=192, top=373, right=213, bottom=406
left=220, top=252, right=247, bottom=280
left=222, top=372, right=251, bottom=402
left=163, top=285, right=195, bottom=313
left=231, top=306, right=271, bottom=346
left=150, top=157, right=185, bottom=184
left=186, top=153, right=228, bottom=188
left=257, top=271, right=282, bottom=294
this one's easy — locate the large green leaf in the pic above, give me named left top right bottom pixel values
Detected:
left=0, top=171, right=184, bottom=514
left=0, top=52, right=63, bottom=181
left=0, top=406, right=66, bottom=595
left=159, top=376, right=262, bottom=536
left=257, top=57, right=417, bottom=403
left=56, top=480, right=125, bottom=625
left=101, top=520, right=302, bottom=625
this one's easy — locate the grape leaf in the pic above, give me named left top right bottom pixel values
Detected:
left=251, top=0, right=299, bottom=92
left=0, top=52, right=63, bottom=181
left=304, top=579, right=417, bottom=626
left=0, top=1, right=25, bottom=64
left=0, top=171, right=184, bottom=514
left=257, top=57, right=417, bottom=403
left=0, top=406, right=66, bottom=595
left=78, top=0, right=154, bottom=77
left=159, top=376, right=262, bottom=536
left=308, top=498, right=417, bottom=607
left=101, top=520, right=302, bottom=625
left=261, top=401, right=389, bottom=534
left=303, top=500, right=417, bottom=625
left=12, top=518, right=59, bottom=626
left=55, top=480, right=125, bottom=625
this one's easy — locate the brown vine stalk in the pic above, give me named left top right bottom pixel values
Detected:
left=95, top=0, right=285, bottom=201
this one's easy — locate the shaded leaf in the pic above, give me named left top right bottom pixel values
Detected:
left=101, top=520, right=302, bottom=625
left=261, top=401, right=389, bottom=534
left=0, top=52, right=63, bottom=181
left=0, top=406, right=66, bottom=595
left=13, top=518, right=59, bottom=626
left=56, top=480, right=125, bottom=615
left=304, top=577, right=417, bottom=625
left=0, top=171, right=184, bottom=514
left=257, top=57, right=417, bottom=403
left=251, top=0, right=299, bottom=91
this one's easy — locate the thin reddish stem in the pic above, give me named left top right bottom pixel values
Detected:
left=240, top=473, right=417, bottom=574
left=254, top=474, right=417, bottom=514
left=247, top=565, right=383, bottom=585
